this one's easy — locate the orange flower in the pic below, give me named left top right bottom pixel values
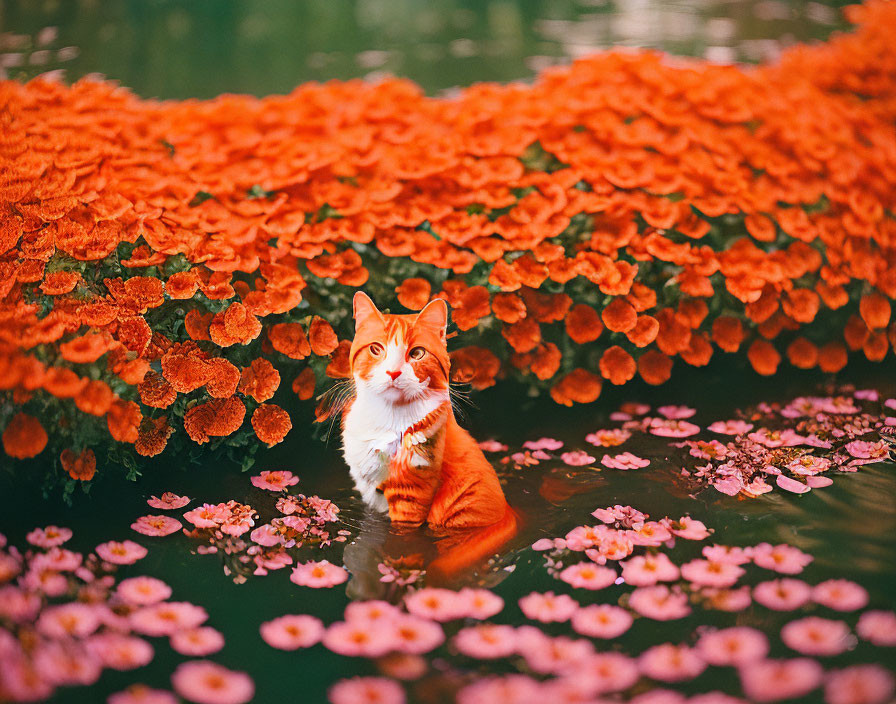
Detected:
left=268, top=322, right=311, bottom=359
left=859, top=293, right=891, bottom=330
left=626, top=315, right=659, bottom=348
left=599, top=346, right=637, bottom=385
left=309, top=317, right=339, bottom=356
left=183, top=396, right=246, bottom=444
left=565, top=304, right=603, bottom=344
left=677, top=299, right=708, bottom=329
left=251, top=403, right=292, bottom=446
left=786, top=337, right=818, bottom=369
left=161, top=344, right=209, bottom=393
left=491, top=293, right=527, bottom=324
left=74, top=379, right=115, bottom=416
left=205, top=358, right=241, bottom=398
left=863, top=331, right=888, bottom=362
left=107, top=400, right=141, bottom=444
left=239, top=358, right=281, bottom=403
left=450, top=346, right=501, bottom=390
left=818, top=341, right=848, bottom=373
left=325, top=340, right=352, bottom=378
left=550, top=368, right=602, bottom=406
left=501, top=318, right=541, bottom=353
left=59, top=333, right=113, bottom=364
left=711, top=316, right=745, bottom=352
left=521, top=288, right=572, bottom=323
left=529, top=343, right=562, bottom=380
left=122, top=276, right=165, bottom=312
left=601, top=298, right=637, bottom=333
left=816, top=282, right=848, bottom=310
left=42, top=366, right=88, bottom=398
left=116, top=316, right=153, bottom=355
left=210, top=302, right=262, bottom=347
left=843, top=315, right=869, bottom=351
left=488, top=260, right=522, bottom=291
left=2, top=412, right=48, bottom=459
left=292, top=367, right=316, bottom=400
left=747, top=339, right=781, bottom=376
left=654, top=309, right=692, bottom=355
left=184, top=310, right=213, bottom=341
left=40, top=271, right=80, bottom=295
left=139, top=370, right=177, bottom=409
left=637, top=350, right=673, bottom=385
left=60, top=448, right=96, bottom=481
left=135, top=416, right=174, bottom=457
left=395, top=278, right=431, bottom=310
left=680, top=332, right=713, bottom=367
left=781, top=288, right=820, bottom=324
left=744, top=214, right=777, bottom=242
left=452, top=286, right=491, bottom=330
left=166, top=270, right=199, bottom=299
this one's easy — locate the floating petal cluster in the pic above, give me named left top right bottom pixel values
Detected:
left=3, top=2, right=896, bottom=483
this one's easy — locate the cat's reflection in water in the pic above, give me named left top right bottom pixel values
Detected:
left=343, top=506, right=522, bottom=602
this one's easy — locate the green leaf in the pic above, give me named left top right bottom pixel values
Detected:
left=188, top=191, right=215, bottom=207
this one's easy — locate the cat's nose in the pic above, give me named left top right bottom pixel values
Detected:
left=386, top=370, right=401, bottom=380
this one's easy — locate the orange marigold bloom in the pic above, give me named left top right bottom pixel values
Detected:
left=107, top=400, right=141, bottom=444
left=2, top=412, right=48, bottom=459
left=529, top=343, right=562, bottom=381
left=863, top=331, right=888, bottom=362
left=601, top=298, right=637, bottom=333
left=205, top=358, right=241, bottom=398
left=139, top=370, right=177, bottom=409
left=816, top=282, right=848, bottom=310
left=711, top=316, right=745, bottom=352
left=184, top=309, right=213, bottom=341
left=744, top=213, right=777, bottom=242
left=859, top=293, right=891, bottom=330
left=59, top=333, right=112, bottom=364
left=521, top=288, right=572, bottom=323
left=786, top=337, right=818, bottom=369
left=161, top=345, right=209, bottom=393
left=638, top=350, right=673, bottom=385
left=325, top=340, right=352, bottom=378
left=213, top=302, right=263, bottom=347
left=491, top=293, right=527, bottom=324
left=818, top=341, right=848, bottom=373
left=550, top=368, right=602, bottom=406
left=74, top=379, right=115, bottom=416
left=42, top=366, right=88, bottom=398
left=677, top=299, right=709, bottom=329
left=40, top=271, right=80, bottom=296
left=680, top=332, right=713, bottom=367
left=60, top=448, right=96, bottom=481
left=116, top=316, right=153, bottom=355
left=252, top=403, right=292, bottom=446
left=453, top=286, right=491, bottom=330
left=184, top=396, right=246, bottom=444
left=565, top=304, right=603, bottom=344
left=135, top=416, right=174, bottom=457
left=114, top=357, right=151, bottom=386
left=292, top=367, right=316, bottom=400
left=501, top=318, right=541, bottom=353
left=268, top=322, right=312, bottom=359
left=781, top=288, right=820, bottom=324
left=747, top=339, right=781, bottom=376
left=166, top=270, right=199, bottom=299
left=450, top=346, right=501, bottom=390
left=309, top=317, right=339, bottom=356
left=599, top=346, right=637, bottom=385
left=626, top=315, right=659, bottom=348
left=488, top=259, right=522, bottom=291
left=395, top=278, right=431, bottom=311
left=239, top=358, right=281, bottom=403
left=843, top=315, right=869, bottom=351
left=654, top=308, right=692, bottom=355
left=123, top=276, right=165, bottom=312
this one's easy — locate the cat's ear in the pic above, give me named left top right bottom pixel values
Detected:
left=416, top=298, right=448, bottom=342
left=352, top=291, right=384, bottom=327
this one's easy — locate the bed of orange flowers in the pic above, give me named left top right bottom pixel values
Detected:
left=1, top=2, right=895, bottom=488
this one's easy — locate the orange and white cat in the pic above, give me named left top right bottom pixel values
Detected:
left=342, top=292, right=517, bottom=553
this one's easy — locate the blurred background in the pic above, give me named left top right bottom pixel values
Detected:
left=1, top=0, right=850, bottom=100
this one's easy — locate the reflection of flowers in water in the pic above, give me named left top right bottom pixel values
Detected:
left=378, top=557, right=424, bottom=587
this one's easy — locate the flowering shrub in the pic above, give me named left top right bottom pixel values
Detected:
left=1, top=1, right=895, bottom=482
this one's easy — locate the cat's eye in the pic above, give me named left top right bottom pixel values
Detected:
left=409, top=346, right=426, bottom=360
left=368, top=342, right=384, bottom=357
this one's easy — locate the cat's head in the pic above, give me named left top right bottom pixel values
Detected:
left=350, top=292, right=450, bottom=403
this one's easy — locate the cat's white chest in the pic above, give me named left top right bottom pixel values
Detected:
left=342, top=391, right=446, bottom=512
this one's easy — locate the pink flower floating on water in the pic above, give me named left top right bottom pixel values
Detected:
left=404, top=588, right=465, bottom=622
left=89, top=634, right=155, bottom=671
left=260, top=614, right=324, bottom=650
left=458, top=588, right=504, bottom=620
left=812, top=578, right=869, bottom=611
left=753, top=578, right=813, bottom=611
left=629, top=585, right=691, bottom=621
left=108, top=684, right=178, bottom=704
left=621, top=553, right=680, bottom=586
left=601, top=452, right=650, bottom=470
left=560, top=450, right=596, bottom=466
left=657, top=404, right=696, bottom=419
left=570, top=604, right=633, bottom=639
left=169, top=626, right=225, bottom=656
left=96, top=540, right=147, bottom=565
left=328, top=676, right=406, bottom=704
left=752, top=542, right=813, bottom=574
left=323, top=621, right=395, bottom=658
left=697, top=626, right=769, bottom=666
left=477, top=439, right=508, bottom=452
left=518, top=591, right=579, bottom=623
left=170, top=660, right=254, bottom=704
left=707, top=419, right=754, bottom=435
left=825, top=664, right=895, bottom=704
left=680, top=558, right=744, bottom=588
left=250, top=470, right=300, bottom=491
left=147, top=492, right=191, bottom=510
left=522, top=437, right=563, bottom=451
left=648, top=418, right=701, bottom=438
left=856, top=610, right=896, bottom=646
left=117, top=576, right=173, bottom=605
left=290, top=560, right=348, bottom=588
left=780, top=616, right=852, bottom=656
left=739, top=657, right=823, bottom=702
left=558, top=563, right=617, bottom=590
left=25, top=525, right=73, bottom=548
left=130, top=602, right=208, bottom=637
left=453, top=624, right=517, bottom=659
left=131, top=515, right=183, bottom=537
left=585, top=428, right=632, bottom=447
left=639, top=643, right=707, bottom=682
left=670, top=516, right=711, bottom=540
